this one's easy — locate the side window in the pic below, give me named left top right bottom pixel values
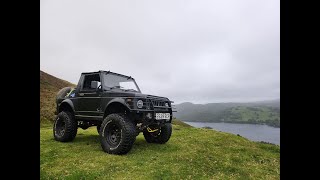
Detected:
left=81, top=74, right=101, bottom=91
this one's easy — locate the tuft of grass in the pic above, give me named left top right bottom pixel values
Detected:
left=41, top=122, right=280, bottom=179
left=172, top=118, right=192, bottom=128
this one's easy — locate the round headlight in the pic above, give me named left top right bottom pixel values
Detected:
left=137, top=100, right=143, bottom=108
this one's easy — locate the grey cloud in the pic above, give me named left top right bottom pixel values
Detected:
left=41, top=0, right=279, bottom=104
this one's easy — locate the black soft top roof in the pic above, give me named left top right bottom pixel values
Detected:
left=81, top=70, right=134, bottom=79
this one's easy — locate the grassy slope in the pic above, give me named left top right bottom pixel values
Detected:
left=41, top=120, right=279, bottom=179
left=40, top=70, right=75, bottom=122
left=40, top=71, right=279, bottom=179
left=224, top=106, right=280, bottom=127
left=227, top=106, right=279, bottom=122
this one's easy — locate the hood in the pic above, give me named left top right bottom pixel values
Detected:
left=102, top=91, right=169, bottom=101
left=136, top=93, right=169, bottom=101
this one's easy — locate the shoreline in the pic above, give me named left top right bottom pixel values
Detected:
left=182, top=120, right=280, bottom=128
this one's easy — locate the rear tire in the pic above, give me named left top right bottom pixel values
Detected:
left=53, top=111, right=77, bottom=142
left=143, top=123, right=172, bottom=144
left=97, top=124, right=101, bottom=134
left=100, top=114, right=136, bottom=155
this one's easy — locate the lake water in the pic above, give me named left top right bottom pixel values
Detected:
left=184, top=122, right=280, bottom=145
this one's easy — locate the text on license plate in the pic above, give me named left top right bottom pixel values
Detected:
left=155, top=113, right=170, bottom=120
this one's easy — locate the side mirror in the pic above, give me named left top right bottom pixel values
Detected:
left=90, top=81, right=99, bottom=89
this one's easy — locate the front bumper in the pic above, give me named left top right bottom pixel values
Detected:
left=131, top=109, right=173, bottom=124
left=129, top=95, right=174, bottom=124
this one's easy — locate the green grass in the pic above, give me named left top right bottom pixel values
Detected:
left=225, top=106, right=280, bottom=127
left=230, top=106, right=279, bottom=122
left=41, top=121, right=280, bottom=179
left=176, top=104, right=280, bottom=127
left=40, top=71, right=280, bottom=179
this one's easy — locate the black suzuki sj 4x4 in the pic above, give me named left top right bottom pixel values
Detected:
left=54, top=70, right=174, bottom=154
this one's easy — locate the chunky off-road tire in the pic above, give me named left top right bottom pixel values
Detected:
left=143, top=123, right=172, bottom=144
left=53, top=111, right=77, bottom=142
left=97, top=124, right=101, bottom=134
left=100, top=114, right=136, bottom=155
left=56, top=87, right=72, bottom=103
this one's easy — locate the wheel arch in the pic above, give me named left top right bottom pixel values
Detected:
left=58, top=99, right=75, bottom=114
left=103, top=99, right=131, bottom=119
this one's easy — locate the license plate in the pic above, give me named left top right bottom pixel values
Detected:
left=155, top=113, right=170, bottom=120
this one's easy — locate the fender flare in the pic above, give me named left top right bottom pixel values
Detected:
left=104, top=98, right=131, bottom=115
left=59, top=99, right=75, bottom=113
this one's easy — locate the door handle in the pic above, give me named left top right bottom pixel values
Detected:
left=79, top=93, right=84, bottom=96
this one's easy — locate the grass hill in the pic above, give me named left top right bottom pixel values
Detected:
left=41, top=119, right=279, bottom=179
left=40, top=71, right=279, bottom=179
left=174, top=100, right=280, bottom=127
left=40, top=70, right=75, bottom=122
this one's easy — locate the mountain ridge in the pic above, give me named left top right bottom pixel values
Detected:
left=173, top=99, right=280, bottom=127
left=175, top=98, right=280, bottom=106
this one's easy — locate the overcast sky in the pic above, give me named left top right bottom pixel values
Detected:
left=40, top=0, right=279, bottom=104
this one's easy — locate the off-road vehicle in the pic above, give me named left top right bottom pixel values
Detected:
left=53, top=70, right=174, bottom=155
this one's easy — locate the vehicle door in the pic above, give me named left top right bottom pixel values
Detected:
left=75, top=73, right=102, bottom=118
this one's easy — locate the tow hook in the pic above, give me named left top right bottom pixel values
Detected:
left=147, top=127, right=158, bottom=133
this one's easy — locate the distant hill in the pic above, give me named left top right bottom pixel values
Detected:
left=173, top=99, right=280, bottom=127
left=40, top=70, right=75, bottom=122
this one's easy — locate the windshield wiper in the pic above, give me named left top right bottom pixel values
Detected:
left=106, top=86, right=127, bottom=91
left=124, top=89, right=138, bottom=92
left=110, top=85, right=123, bottom=89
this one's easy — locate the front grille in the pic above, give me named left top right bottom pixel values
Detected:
left=152, top=100, right=166, bottom=107
left=146, top=96, right=170, bottom=109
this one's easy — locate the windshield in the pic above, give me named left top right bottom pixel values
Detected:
left=103, top=73, right=140, bottom=92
